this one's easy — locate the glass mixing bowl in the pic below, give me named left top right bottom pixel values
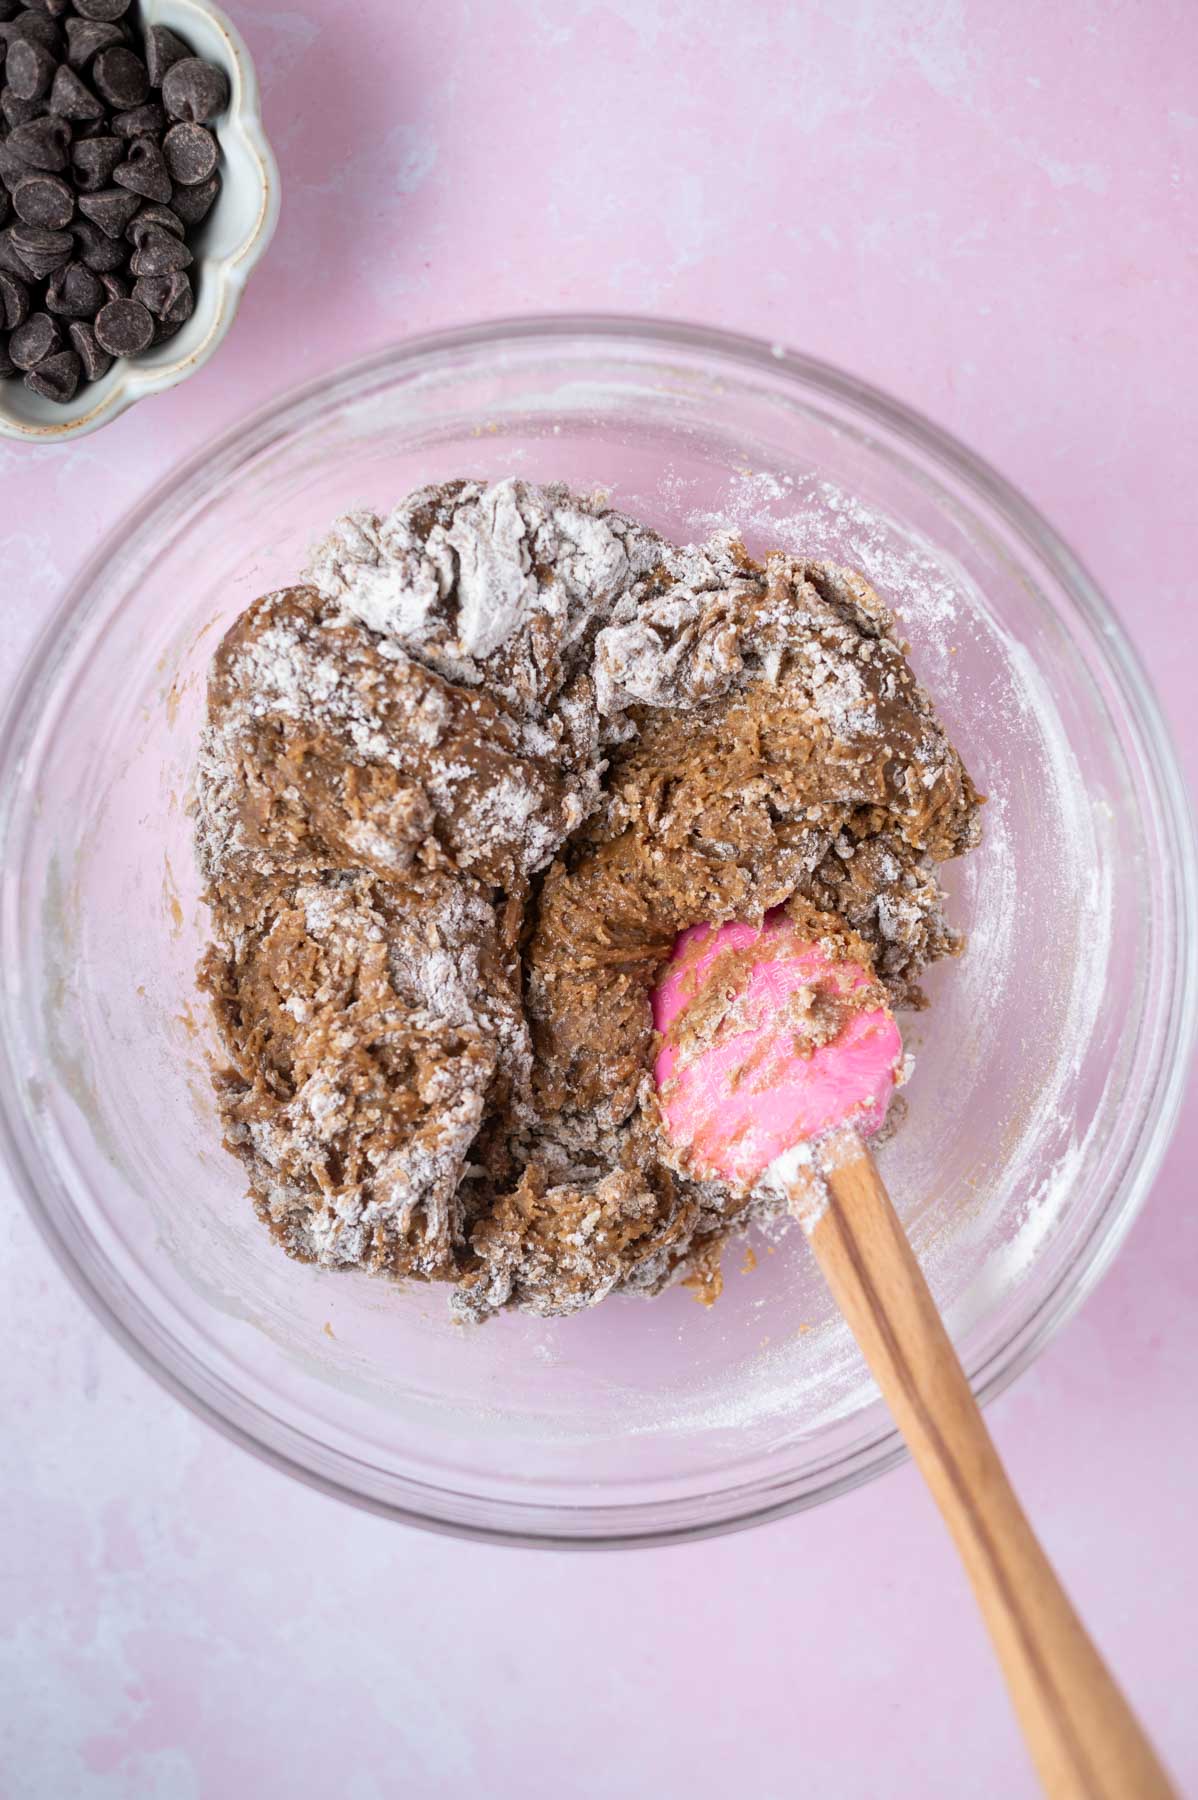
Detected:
left=1, top=317, right=1194, bottom=1546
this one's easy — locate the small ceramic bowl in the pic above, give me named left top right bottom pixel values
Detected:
left=0, top=0, right=278, bottom=443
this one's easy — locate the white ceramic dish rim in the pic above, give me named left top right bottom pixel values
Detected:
left=0, top=0, right=279, bottom=444
left=0, top=315, right=1194, bottom=1547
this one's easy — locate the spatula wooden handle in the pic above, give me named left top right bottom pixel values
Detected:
left=802, top=1136, right=1175, bottom=1800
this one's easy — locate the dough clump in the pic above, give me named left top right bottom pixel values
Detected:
left=194, top=479, right=982, bottom=1316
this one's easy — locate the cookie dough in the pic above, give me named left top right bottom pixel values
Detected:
left=194, top=478, right=982, bottom=1316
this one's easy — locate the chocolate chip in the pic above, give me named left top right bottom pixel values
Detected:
left=25, top=344, right=80, bottom=400
left=48, top=61, right=104, bottom=121
left=129, top=221, right=191, bottom=275
left=66, top=315, right=111, bottom=380
left=0, top=227, right=34, bottom=275
left=76, top=183, right=139, bottom=237
left=1, top=87, right=45, bottom=128
left=91, top=44, right=147, bottom=108
left=74, top=0, right=130, bottom=18
left=96, top=265, right=126, bottom=301
left=0, top=268, right=29, bottom=328
left=93, top=293, right=150, bottom=354
left=6, top=114, right=71, bottom=171
left=44, top=256, right=102, bottom=316
left=71, top=133, right=122, bottom=191
left=0, top=13, right=60, bottom=53
left=133, top=266, right=192, bottom=324
left=8, top=220, right=70, bottom=274
left=0, top=141, right=30, bottom=192
left=151, top=310, right=184, bottom=345
left=27, top=0, right=72, bottom=17
left=112, top=99, right=164, bottom=137
left=63, top=16, right=121, bottom=69
left=0, top=188, right=7, bottom=228
left=8, top=305, right=59, bottom=366
left=4, top=34, right=54, bottom=97
left=113, top=135, right=171, bottom=203
left=126, top=200, right=183, bottom=244
left=161, top=56, right=227, bottom=123
left=169, top=167, right=219, bottom=226
left=0, top=337, right=13, bottom=379
left=143, top=22, right=187, bottom=87
left=161, top=120, right=216, bottom=187
left=12, top=169, right=72, bottom=228
left=128, top=272, right=162, bottom=311
left=71, top=212, right=126, bottom=269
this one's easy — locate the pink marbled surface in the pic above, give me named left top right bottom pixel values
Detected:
left=2, top=2, right=1195, bottom=1795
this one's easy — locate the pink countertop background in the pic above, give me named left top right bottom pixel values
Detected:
left=2, top=2, right=1195, bottom=1795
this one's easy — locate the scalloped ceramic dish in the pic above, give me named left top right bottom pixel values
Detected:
left=0, top=0, right=278, bottom=443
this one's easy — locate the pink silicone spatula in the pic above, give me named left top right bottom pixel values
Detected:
left=653, top=912, right=1175, bottom=1800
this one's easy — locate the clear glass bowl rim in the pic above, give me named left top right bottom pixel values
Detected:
left=1, top=311, right=1194, bottom=1549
